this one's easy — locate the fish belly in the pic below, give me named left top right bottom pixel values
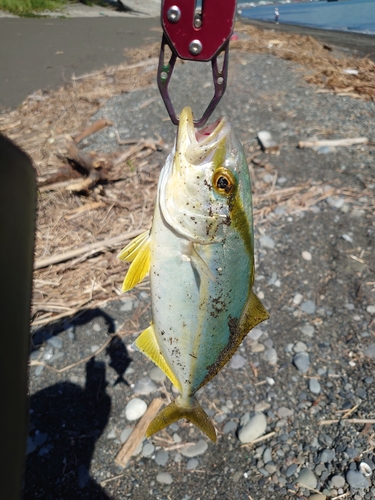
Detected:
left=150, top=204, right=251, bottom=400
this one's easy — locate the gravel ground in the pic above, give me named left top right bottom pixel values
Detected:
left=27, top=50, right=375, bottom=500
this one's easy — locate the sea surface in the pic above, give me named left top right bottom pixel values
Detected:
left=238, top=0, right=375, bottom=36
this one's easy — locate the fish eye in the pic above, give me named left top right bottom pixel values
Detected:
left=212, top=168, right=235, bottom=196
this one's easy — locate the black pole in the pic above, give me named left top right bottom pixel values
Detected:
left=0, top=134, right=36, bottom=499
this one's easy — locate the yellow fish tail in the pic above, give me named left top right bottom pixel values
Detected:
left=146, top=396, right=216, bottom=443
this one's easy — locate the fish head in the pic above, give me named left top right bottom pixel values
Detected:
left=159, top=106, right=252, bottom=243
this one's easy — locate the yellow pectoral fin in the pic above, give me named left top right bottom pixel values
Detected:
left=117, top=230, right=150, bottom=262
left=133, top=324, right=181, bottom=392
left=119, top=231, right=151, bottom=292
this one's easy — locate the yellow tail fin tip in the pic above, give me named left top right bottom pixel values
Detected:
left=146, top=397, right=216, bottom=443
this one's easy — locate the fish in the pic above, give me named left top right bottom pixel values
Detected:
left=118, top=106, right=269, bottom=442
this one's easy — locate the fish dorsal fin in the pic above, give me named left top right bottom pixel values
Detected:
left=118, top=230, right=151, bottom=292
left=198, top=291, right=269, bottom=391
left=133, top=324, right=181, bottom=392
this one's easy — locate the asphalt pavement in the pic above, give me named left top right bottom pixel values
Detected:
left=0, top=16, right=160, bottom=110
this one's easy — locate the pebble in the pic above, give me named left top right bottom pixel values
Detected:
left=223, top=420, right=238, bottom=434
left=120, top=427, right=133, bottom=443
left=331, top=475, right=346, bottom=488
left=286, top=463, right=298, bottom=477
left=300, top=300, right=316, bottom=315
left=346, top=470, right=371, bottom=489
left=149, top=366, right=166, bottom=382
left=302, top=251, right=312, bottom=261
left=133, top=377, right=157, bottom=395
left=46, top=336, right=62, bottom=349
left=186, top=458, right=199, bottom=470
left=309, top=378, right=322, bottom=395
left=293, top=341, right=308, bottom=353
left=293, top=293, right=304, bottom=305
left=125, top=398, right=147, bottom=421
left=319, top=449, right=336, bottom=463
left=251, top=342, right=265, bottom=353
left=173, top=432, right=182, bottom=443
left=265, top=347, right=278, bottom=365
left=297, top=468, right=317, bottom=489
left=300, top=324, right=315, bottom=337
left=309, top=495, right=326, bottom=500
left=180, top=440, right=208, bottom=457
left=277, top=407, right=293, bottom=418
left=232, top=471, right=242, bottom=482
left=156, top=472, right=173, bottom=485
left=34, top=364, right=44, bottom=376
left=293, top=352, right=310, bottom=373
left=230, top=353, right=246, bottom=369
left=341, top=233, right=354, bottom=243
left=366, top=305, right=375, bottom=314
left=155, top=450, right=169, bottom=466
left=142, top=442, right=155, bottom=457
left=238, top=412, right=267, bottom=444
left=364, top=343, right=375, bottom=359
left=259, top=235, right=275, bottom=249
left=107, top=429, right=116, bottom=439
left=248, top=327, right=263, bottom=341
left=255, top=401, right=271, bottom=412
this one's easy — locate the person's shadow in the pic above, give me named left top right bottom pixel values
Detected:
left=24, top=358, right=113, bottom=499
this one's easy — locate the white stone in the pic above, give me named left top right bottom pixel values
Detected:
left=238, top=413, right=267, bottom=444
left=125, top=398, right=147, bottom=421
left=366, top=305, right=375, bottom=315
left=302, top=251, right=312, bottom=261
left=180, top=440, right=208, bottom=457
left=293, top=293, right=304, bottom=305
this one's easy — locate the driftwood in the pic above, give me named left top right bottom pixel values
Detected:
left=115, top=398, right=164, bottom=468
left=299, top=137, right=368, bottom=149
left=65, top=135, right=110, bottom=192
left=73, top=118, right=113, bottom=144
left=34, top=228, right=146, bottom=270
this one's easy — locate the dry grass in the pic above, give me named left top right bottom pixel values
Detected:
left=233, top=23, right=375, bottom=100
left=0, top=28, right=374, bottom=328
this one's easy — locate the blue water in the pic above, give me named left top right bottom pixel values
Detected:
left=238, top=0, right=375, bottom=36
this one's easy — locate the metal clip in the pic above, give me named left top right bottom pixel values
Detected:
left=158, top=0, right=236, bottom=127
left=157, top=35, right=230, bottom=127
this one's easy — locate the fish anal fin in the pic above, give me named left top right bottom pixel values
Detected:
left=240, top=290, right=270, bottom=333
left=119, top=232, right=151, bottom=292
left=146, top=396, right=217, bottom=443
left=133, top=325, right=181, bottom=392
left=198, top=291, right=269, bottom=391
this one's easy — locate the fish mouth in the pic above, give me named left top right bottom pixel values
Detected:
left=176, top=107, right=227, bottom=165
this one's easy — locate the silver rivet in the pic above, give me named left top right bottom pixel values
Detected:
left=167, top=6, right=181, bottom=23
left=189, top=39, right=203, bottom=55
left=194, top=13, right=202, bottom=28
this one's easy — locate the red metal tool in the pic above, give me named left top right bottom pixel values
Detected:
left=158, top=0, right=237, bottom=127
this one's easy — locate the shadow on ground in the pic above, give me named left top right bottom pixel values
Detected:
left=25, top=358, right=113, bottom=499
